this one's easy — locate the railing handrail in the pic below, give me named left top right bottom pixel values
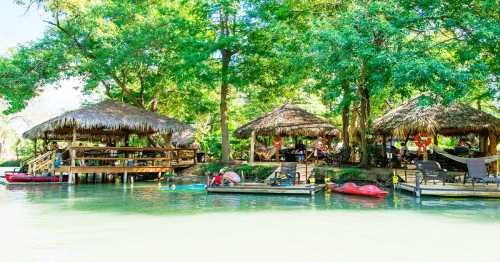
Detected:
left=26, top=150, right=54, bottom=165
left=69, top=146, right=195, bottom=152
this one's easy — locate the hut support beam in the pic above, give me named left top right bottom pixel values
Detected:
left=33, top=139, right=38, bottom=157
left=488, top=132, right=498, bottom=172
left=250, top=131, right=255, bottom=163
left=69, top=127, right=77, bottom=184
left=382, top=135, right=387, bottom=159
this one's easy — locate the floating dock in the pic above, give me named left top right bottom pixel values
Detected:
left=206, top=183, right=325, bottom=195
left=398, top=182, right=500, bottom=198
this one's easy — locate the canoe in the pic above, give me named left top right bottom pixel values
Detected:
left=4, top=172, right=68, bottom=184
left=160, top=183, right=207, bottom=191
left=327, top=182, right=389, bottom=198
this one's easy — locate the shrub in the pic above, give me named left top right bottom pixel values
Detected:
left=0, top=160, right=21, bottom=167
left=198, top=163, right=276, bottom=182
left=313, top=166, right=371, bottom=183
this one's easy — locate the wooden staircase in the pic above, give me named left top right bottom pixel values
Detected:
left=25, top=150, right=55, bottom=175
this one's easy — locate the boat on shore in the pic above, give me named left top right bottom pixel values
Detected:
left=327, top=182, right=389, bottom=198
left=3, top=172, right=68, bottom=184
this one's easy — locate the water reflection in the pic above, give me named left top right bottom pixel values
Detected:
left=1, top=182, right=499, bottom=221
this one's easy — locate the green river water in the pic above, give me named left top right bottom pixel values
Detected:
left=1, top=180, right=499, bottom=262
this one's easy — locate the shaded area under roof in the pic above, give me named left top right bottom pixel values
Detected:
left=23, top=100, right=194, bottom=144
left=373, top=94, right=500, bottom=137
left=235, top=103, right=340, bottom=139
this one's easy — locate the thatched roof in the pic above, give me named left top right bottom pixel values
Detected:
left=23, top=100, right=193, bottom=141
left=171, top=128, right=195, bottom=147
left=373, top=94, right=500, bottom=137
left=235, top=103, right=340, bottom=139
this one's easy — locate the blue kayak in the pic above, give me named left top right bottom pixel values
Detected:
left=160, top=183, right=207, bottom=191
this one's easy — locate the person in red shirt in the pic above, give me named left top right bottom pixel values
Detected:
left=209, top=172, right=223, bottom=187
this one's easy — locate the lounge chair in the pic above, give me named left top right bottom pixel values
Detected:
left=466, top=158, right=500, bottom=188
left=416, top=160, right=455, bottom=185
left=269, top=162, right=300, bottom=186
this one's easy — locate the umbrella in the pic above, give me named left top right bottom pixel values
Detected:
left=223, top=171, right=241, bottom=183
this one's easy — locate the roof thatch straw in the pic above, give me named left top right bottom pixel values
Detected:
left=235, top=103, right=340, bottom=139
left=373, top=94, right=500, bottom=137
left=171, top=128, right=195, bottom=147
left=23, top=100, right=193, bottom=141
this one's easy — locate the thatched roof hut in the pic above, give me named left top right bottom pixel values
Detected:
left=23, top=100, right=193, bottom=143
left=234, top=103, right=340, bottom=139
left=373, top=94, right=500, bottom=137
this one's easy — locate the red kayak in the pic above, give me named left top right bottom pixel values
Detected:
left=327, top=182, right=389, bottom=198
left=3, top=172, right=68, bottom=184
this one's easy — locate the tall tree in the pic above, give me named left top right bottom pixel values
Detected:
left=304, top=0, right=496, bottom=166
left=195, top=0, right=303, bottom=162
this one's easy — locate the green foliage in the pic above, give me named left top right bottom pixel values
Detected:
left=199, top=163, right=275, bottom=181
left=0, top=159, right=21, bottom=167
left=1, top=0, right=498, bottom=162
left=313, top=166, right=370, bottom=183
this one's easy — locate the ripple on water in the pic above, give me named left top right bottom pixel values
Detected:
left=1, top=182, right=499, bottom=222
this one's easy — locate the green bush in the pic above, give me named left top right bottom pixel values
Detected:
left=0, top=159, right=21, bottom=167
left=198, top=163, right=276, bottom=182
left=313, top=166, right=370, bottom=183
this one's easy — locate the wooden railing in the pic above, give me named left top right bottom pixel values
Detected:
left=26, top=150, right=55, bottom=175
left=67, top=147, right=196, bottom=168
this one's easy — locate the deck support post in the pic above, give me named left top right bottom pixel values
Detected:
left=250, top=131, right=255, bottom=163
left=33, top=139, right=38, bottom=157
left=382, top=135, right=387, bottom=160
left=415, top=174, right=421, bottom=198
left=69, top=127, right=77, bottom=184
left=123, top=171, right=128, bottom=184
left=158, top=172, right=162, bottom=184
left=488, top=132, right=498, bottom=173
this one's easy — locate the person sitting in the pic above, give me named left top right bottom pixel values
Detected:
left=209, top=172, right=223, bottom=187
left=222, top=170, right=241, bottom=186
left=296, top=148, right=305, bottom=162
left=454, top=139, right=470, bottom=156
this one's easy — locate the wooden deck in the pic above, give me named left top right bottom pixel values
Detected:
left=396, top=169, right=500, bottom=198
left=207, top=183, right=325, bottom=195
left=398, top=183, right=500, bottom=197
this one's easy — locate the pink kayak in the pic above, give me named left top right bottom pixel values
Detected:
left=3, top=172, right=68, bottom=183
left=328, top=182, right=389, bottom=198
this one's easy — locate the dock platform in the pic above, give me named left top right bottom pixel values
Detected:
left=396, top=170, right=500, bottom=198
left=207, top=183, right=325, bottom=195
left=398, top=182, right=500, bottom=197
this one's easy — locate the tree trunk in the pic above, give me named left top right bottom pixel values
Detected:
left=358, top=82, right=370, bottom=167
left=341, top=82, right=351, bottom=152
left=220, top=53, right=231, bottom=163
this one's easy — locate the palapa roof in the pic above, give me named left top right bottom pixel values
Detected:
left=23, top=100, right=193, bottom=142
left=373, top=94, right=500, bottom=137
left=235, top=103, right=340, bottom=139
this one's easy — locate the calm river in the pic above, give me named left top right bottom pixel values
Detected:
left=1, top=181, right=499, bottom=262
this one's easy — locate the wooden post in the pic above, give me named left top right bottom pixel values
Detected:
left=69, top=127, right=77, bottom=184
left=479, top=135, right=488, bottom=154
left=382, top=135, right=386, bottom=156
left=123, top=171, right=128, bottom=184
left=488, top=132, right=498, bottom=172
left=33, top=139, right=38, bottom=157
left=250, top=131, right=255, bottom=163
